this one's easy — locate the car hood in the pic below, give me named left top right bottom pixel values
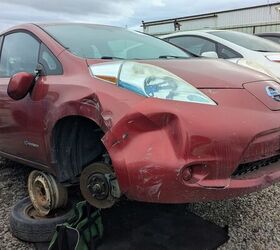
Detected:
left=87, top=58, right=272, bottom=89
left=142, top=58, right=272, bottom=89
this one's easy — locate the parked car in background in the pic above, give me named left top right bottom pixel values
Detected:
left=256, top=32, right=280, bottom=44
left=161, top=30, right=280, bottom=81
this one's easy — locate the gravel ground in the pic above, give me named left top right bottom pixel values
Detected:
left=0, top=157, right=279, bottom=250
left=188, top=183, right=280, bottom=250
left=0, top=158, right=34, bottom=250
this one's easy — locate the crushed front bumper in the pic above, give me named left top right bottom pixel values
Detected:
left=102, top=94, right=280, bottom=203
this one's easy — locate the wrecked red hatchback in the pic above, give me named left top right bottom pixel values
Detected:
left=0, top=23, right=280, bottom=212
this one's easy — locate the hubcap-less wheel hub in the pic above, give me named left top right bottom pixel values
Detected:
left=80, top=163, right=121, bottom=208
left=28, top=170, right=68, bottom=216
left=87, top=174, right=109, bottom=200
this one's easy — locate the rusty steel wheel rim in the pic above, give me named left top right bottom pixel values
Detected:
left=25, top=201, right=71, bottom=220
left=28, top=170, right=68, bottom=216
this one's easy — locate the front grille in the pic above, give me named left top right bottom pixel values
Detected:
left=232, top=154, right=280, bottom=177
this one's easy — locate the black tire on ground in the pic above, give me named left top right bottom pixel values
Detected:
left=9, top=197, right=73, bottom=243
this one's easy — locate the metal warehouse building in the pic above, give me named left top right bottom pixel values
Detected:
left=142, top=2, right=280, bottom=36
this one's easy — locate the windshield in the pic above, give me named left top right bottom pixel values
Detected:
left=41, top=24, right=191, bottom=60
left=209, top=31, right=280, bottom=52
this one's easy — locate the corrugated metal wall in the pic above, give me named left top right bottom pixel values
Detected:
left=180, top=17, right=217, bottom=31
left=216, top=5, right=280, bottom=28
left=146, top=23, right=174, bottom=35
left=144, top=4, right=280, bottom=35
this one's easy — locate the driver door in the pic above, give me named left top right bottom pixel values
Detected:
left=0, top=31, right=47, bottom=164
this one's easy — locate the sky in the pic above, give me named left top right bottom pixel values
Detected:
left=0, top=0, right=278, bottom=32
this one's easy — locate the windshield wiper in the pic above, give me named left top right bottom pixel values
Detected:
left=159, top=55, right=190, bottom=59
left=100, top=55, right=191, bottom=60
left=100, top=56, right=125, bottom=60
left=253, top=49, right=273, bottom=52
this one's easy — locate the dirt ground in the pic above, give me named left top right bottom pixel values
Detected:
left=0, top=158, right=279, bottom=250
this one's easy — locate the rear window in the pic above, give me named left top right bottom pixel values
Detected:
left=260, top=36, right=280, bottom=44
left=210, top=31, right=280, bottom=52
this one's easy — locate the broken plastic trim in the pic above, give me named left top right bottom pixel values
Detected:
left=89, top=61, right=217, bottom=105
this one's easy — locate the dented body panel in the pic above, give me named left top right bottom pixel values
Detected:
left=0, top=24, right=280, bottom=203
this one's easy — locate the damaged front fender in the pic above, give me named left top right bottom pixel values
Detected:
left=102, top=110, right=187, bottom=201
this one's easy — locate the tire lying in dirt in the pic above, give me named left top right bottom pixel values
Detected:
left=9, top=197, right=73, bottom=242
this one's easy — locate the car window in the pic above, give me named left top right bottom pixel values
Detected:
left=261, top=36, right=280, bottom=44
left=210, top=31, right=280, bottom=52
left=41, top=24, right=191, bottom=60
left=39, top=44, right=63, bottom=75
left=0, top=32, right=40, bottom=77
left=107, top=40, right=140, bottom=59
left=217, top=44, right=242, bottom=59
left=168, top=36, right=217, bottom=56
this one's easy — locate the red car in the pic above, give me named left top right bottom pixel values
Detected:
left=1, top=23, right=280, bottom=214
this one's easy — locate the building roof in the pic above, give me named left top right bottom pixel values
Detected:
left=142, top=2, right=280, bottom=27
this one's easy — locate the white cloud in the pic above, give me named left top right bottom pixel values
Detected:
left=151, top=0, right=166, bottom=7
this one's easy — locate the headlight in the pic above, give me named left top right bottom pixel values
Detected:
left=90, top=61, right=216, bottom=105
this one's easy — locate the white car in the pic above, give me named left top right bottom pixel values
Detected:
left=161, top=30, right=280, bottom=81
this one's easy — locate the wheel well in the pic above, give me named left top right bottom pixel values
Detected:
left=52, top=116, right=106, bottom=183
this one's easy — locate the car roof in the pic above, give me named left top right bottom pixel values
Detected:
left=0, top=22, right=125, bottom=36
left=160, top=29, right=233, bottom=38
left=37, top=22, right=122, bottom=30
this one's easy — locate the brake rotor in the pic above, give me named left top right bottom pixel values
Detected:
left=80, top=162, right=120, bottom=209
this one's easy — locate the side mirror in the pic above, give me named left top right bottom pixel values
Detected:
left=7, top=72, right=34, bottom=100
left=201, top=51, right=219, bottom=59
